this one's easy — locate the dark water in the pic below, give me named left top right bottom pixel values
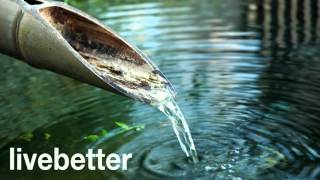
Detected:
left=1, top=0, right=320, bottom=179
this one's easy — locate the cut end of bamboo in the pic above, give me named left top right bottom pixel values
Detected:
left=38, top=5, right=174, bottom=103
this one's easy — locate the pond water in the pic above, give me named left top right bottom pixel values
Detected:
left=1, top=0, right=320, bottom=179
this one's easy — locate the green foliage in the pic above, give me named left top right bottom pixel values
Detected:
left=44, top=133, right=51, bottom=141
left=19, top=132, right=34, bottom=142
left=18, top=132, right=52, bottom=142
left=84, top=129, right=108, bottom=142
left=99, top=129, right=108, bottom=136
left=83, top=122, right=145, bottom=143
left=115, top=121, right=145, bottom=131
left=84, top=135, right=100, bottom=142
left=63, top=0, right=86, bottom=8
left=115, top=121, right=130, bottom=130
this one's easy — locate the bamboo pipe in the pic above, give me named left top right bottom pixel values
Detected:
left=0, top=0, right=174, bottom=103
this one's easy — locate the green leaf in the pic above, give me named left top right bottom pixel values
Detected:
left=84, top=135, right=99, bottom=142
left=115, top=122, right=130, bottom=130
left=44, top=133, right=51, bottom=141
left=20, top=132, right=33, bottom=142
left=99, top=129, right=108, bottom=136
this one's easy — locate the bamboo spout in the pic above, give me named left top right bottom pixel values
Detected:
left=0, top=0, right=174, bottom=103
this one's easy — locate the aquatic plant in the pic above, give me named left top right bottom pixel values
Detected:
left=115, top=122, right=145, bottom=131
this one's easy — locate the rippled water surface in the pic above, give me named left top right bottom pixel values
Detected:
left=1, top=0, right=320, bottom=179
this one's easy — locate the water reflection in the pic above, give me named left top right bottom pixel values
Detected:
left=249, top=0, right=320, bottom=49
left=0, top=0, right=320, bottom=179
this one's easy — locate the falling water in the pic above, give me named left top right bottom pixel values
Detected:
left=151, top=89, right=198, bottom=163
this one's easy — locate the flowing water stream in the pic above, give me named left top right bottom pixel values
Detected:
left=153, top=90, right=198, bottom=163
